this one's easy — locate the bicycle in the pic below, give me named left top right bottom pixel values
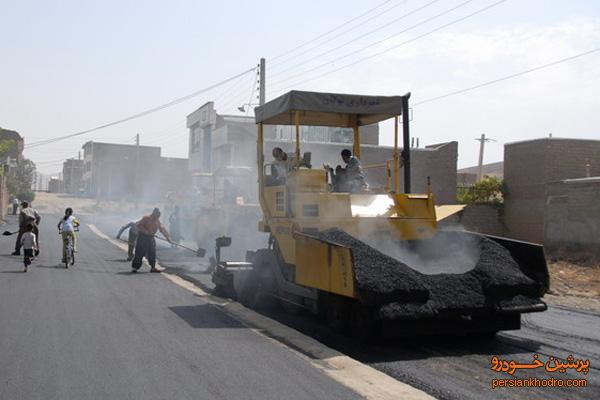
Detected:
left=59, top=227, right=78, bottom=268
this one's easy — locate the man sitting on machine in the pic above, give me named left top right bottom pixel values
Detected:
left=326, top=149, right=368, bottom=193
left=270, top=147, right=289, bottom=186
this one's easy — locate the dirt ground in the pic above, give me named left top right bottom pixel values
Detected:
left=545, top=260, right=600, bottom=313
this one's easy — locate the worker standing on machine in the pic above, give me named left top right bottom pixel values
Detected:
left=116, top=221, right=139, bottom=261
left=131, top=208, right=171, bottom=273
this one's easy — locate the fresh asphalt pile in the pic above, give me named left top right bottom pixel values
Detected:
left=319, top=229, right=542, bottom=320
left=318, top=229, right=429, bottom=305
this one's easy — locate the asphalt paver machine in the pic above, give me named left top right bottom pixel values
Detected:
left=212, top=90, right=549, bottom=339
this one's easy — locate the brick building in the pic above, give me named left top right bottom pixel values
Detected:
left=504, top=138, right=600, bottom=243
left=62, top=158, right=84, bottom=194
left=81, top=141, right=190, bottom=200
left=187, top=102, right=458, bottom=204
left=544, top=177, right=600, bottom=258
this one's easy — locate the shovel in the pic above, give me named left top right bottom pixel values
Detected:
left=154, top=235, right=206, bottom=257
left=2, top=231, right=18, bottom=236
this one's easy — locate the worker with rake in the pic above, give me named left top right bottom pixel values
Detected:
left=131, top=208, right=171, bottom=273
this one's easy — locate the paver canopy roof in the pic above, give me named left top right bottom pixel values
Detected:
left=255, top=90, right=408, bottom=127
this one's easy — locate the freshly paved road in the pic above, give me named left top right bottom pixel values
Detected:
left=0, top=213, right=362, bottom=400
left=90, top=212, right=600, bottom=400
left=91, top=213, right=600, bottom=400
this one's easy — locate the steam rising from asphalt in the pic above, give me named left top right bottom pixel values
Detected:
left=360, top=227, right=481, bottom=275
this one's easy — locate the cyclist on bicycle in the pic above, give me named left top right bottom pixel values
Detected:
left=57, top=208, right=80, bottom=263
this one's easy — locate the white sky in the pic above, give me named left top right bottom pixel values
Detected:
left=1, top=0, right=599, bottom=174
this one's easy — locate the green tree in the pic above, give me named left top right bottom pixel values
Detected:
left=7, top=159, right=36, bottom=202
left=0, top=139, right=15, bottom=160
left=457, top=175, right=504, bottom=204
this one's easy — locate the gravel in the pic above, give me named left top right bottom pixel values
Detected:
left=319, top=229, right=543, bottom=319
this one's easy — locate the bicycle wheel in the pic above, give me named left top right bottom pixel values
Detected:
left=65, top=241, right=72, bottom=268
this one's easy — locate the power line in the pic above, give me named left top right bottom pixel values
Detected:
left=270, top=0, right=395, bottom=61
left=271, top=0, right=483, bottom=89
left=25, top=67, right=256, bottom=149
left=270, top=0, right=442, bottom=79
left=270, top=0, right=410, bottom=69
left=273, top=0, right=508, bottom=93
left=413, top=46, right=600, bottom=106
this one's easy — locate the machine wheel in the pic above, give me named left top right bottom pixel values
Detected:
left=351, top=302, right=379, bottom=342
left=326, top=294, right=351, bottom=334
left=240, top=249, right=277, bottom=309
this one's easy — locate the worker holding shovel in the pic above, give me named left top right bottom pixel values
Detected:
left=131, top=208, right=171, bottom=273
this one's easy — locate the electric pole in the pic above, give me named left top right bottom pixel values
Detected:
left=259, top=58, right=266, bottom=106
left=475, top=133, right=495, bottom=182
left=135, top=133, right=140, bottom=209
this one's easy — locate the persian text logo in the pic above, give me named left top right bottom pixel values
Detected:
left=490, top=354, right=589, bottom=389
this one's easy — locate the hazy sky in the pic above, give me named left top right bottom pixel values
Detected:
left=1, top=0, right=599, bottom=174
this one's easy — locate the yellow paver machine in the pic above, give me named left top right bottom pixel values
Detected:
left=212, top=90, right=549, bottom=340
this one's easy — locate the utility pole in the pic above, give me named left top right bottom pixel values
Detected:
left=259, top=58, right=266, bottom=106
left=475, top=133, right=495, bottom=182
left=70, top=158, right=74, bottom=194
left=135, top=133, right=140, bottom=209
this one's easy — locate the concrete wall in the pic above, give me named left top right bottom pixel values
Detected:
left=504, top=138, right=600, bottom=243
left=440, top=204, right=507, bottom=237
left=544, top=178, right=600, bottom=258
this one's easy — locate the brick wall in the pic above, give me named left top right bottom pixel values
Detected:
left=504, top=138, right=600, bottom=243
left=544, top=178, right=600, bottom=258
left=439, top=204, right=507, bottom=237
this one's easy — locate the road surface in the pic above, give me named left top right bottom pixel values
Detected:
left=4, top=193, right=598, bottom=400
left=0, top=212, right=363, bottom=400
left=91, top=211, right=600, bottom=400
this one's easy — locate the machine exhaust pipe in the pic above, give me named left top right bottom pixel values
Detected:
left=402, top=93, right=411, bottom=194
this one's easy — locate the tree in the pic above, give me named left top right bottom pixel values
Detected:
left=7, top=159, right=36, bottom=202
left=457, top=175, right=504, bottom=204
left=0, top=139, right=15, bottom=160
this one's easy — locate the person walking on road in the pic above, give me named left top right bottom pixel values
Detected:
left=116, top=221, right=138, bottom=261
left=20, top=223, right=37, bottom=272
left=131, top=208, right=171, bottom=273
left=13, top=201, right=41, bottom=256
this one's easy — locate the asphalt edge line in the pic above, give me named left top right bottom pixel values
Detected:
left=87, top=223, right=434, bottom=400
